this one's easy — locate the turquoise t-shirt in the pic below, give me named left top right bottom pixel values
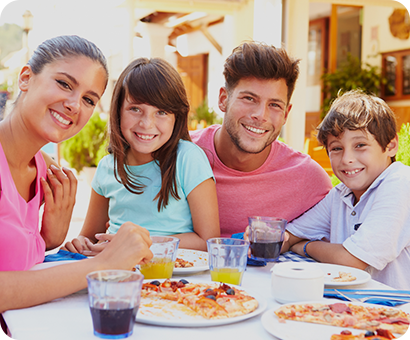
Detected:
left=92, top=140, right=214, bottom=235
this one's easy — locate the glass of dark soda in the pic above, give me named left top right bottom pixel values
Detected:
left=248, top=216, right=287, bottom=262
left=87, top=270, right=144, bottom=339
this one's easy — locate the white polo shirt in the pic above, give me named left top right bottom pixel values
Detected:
left=287, top=161, right=410, bottom=289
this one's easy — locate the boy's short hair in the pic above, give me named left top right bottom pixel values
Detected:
left=317, top=90, right=397, bottom=160
left=223, top=41, right=300, bottom=104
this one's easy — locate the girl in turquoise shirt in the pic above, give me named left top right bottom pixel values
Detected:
left=65, top=58, right=220, bottom=252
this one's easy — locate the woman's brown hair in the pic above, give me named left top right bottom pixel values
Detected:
left=108, top=57, right=190, bottom=211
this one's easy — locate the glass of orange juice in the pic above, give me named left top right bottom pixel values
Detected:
left=206, top=238, right=250, bottom=286
left=139, top=236, right=180, bottom=279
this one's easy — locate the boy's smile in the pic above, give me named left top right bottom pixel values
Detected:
left=327, top=129, right=398, bottom=203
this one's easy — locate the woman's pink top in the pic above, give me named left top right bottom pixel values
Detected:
left=0, top=142, right=46, bottom=271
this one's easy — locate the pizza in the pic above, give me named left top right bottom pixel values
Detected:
left=141, top=279, right=258, bottom=319
left=274, top=302, right=409, bottom=335
left=175, top=257, right=194, bottom=268
left=331, top=329, right=396, bottom=339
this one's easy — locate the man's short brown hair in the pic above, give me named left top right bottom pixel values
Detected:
left=223, top=41, right=300, bottom=104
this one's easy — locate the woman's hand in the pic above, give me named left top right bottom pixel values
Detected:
left=40, top=165, right=77, bottom=250
left=95, top=222, right=153, bottom=269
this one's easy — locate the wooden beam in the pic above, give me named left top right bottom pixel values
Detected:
left=329, top=4, right=338, bottom=73
left=200, top=25, right=222, bottom=54
left=130, top=0, right=246, bottom=15
left=309, top=0, right=406, bottom=9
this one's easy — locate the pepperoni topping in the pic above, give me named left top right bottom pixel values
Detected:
left=376, top=317, right=410, bottom=325
left=329, top=303, right=352, bottom=314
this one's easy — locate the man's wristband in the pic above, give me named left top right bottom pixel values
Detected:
left=303, top=240, right=319, bottom=258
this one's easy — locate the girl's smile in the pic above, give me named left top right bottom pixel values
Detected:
left=121, top=98, right=175, bottom=165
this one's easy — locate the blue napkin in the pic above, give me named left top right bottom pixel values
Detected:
left=231, top=232, right=267, bottom=267
left=44, top=249, right=88, bottom=262
left=324, top=288, right=410, bottom=307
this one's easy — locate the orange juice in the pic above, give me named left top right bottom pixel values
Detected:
left=139, top=258, right=175, bottom=279
left=210, top=268, right=243, bottom=285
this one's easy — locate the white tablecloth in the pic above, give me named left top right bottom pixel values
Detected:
left=3, top=253, right=408, bottom=340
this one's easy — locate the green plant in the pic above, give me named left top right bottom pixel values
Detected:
left=191, top=98, right=222, bottom=126
left=60, top=112, right=108, bottom=172
left=330, top=174, right=341, bottom=187
left=321, top=54, right=387, bottom=119
left=397, top=123, right=410, bottom=167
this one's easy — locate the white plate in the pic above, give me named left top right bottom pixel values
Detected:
left=316, top=263, right=371, bottom=287
left=173, top=249, right=209, bottom=274
left=261, top=299, right=407, bottom=340
left=136, top=279, right=266, bottom=327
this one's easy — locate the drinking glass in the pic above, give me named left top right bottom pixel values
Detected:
left=87, top=270, right=144, bottom=339
left=206, top=237, right=250, bottom=286
left=139, top=236, right=180, bottom=279
left=248, top=216, right=287, bottom=262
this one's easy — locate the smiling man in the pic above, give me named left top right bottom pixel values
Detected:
left=191, top=41, right=332, bottom=237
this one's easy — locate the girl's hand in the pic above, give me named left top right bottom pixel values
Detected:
left=82, top=233, right=114, bottom=256
left=62, top=235, right=90, bottom=254
left=41, top=165, right=77, bottom=250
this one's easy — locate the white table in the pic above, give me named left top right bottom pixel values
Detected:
left=3, top=255, right=407, bottom=340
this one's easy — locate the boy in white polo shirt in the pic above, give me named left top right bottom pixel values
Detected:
left=284, top=90, right=410, bottom=290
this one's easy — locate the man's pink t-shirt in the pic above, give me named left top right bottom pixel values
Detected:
left=0, top=142, right=46, bottom=271
left=190, top=125, right=332, bottom=237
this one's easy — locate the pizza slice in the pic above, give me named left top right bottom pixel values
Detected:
left=274, top=302, right=409, bottom=335
left=141, top=279, right=258, bottom=319
left=331, top=328, right=396, bottom=339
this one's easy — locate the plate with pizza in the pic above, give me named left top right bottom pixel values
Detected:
left=261, top=299, right=410, bottom=340
left=136, top=278, right=267, bottom=327
left=316, top=263, right=371, bottom=287
left=173, top=249, right=209, bottom=274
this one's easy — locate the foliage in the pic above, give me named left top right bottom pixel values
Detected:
left=330, top=174, right=341, bottom=187
left=397, top=123, right=410, bottom=167
left=60, top=112, right=108, bottom=172
left=0, top=23, right=22, bottom=66
left=191, top=98, right=222, bottom=126
left=321, top=54, right=387, bottom=119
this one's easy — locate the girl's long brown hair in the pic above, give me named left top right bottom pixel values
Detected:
left=108, top=58, right=190, bottom=211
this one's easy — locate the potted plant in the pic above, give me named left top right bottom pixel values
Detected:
left=321, top=54, right=387, bottom=119
left=189, top=98, right=222, bottom=130
left=60, top=112, right=108, bottom=183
